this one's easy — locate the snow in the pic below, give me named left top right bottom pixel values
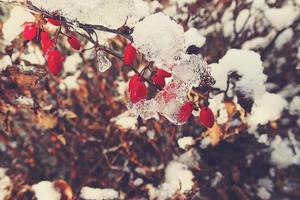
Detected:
left=20, top=45, right=45, bottom=65
left=275, top=28, right=294, bottom=49
left=177, top=136, right=194, bottom=150
left=154, top=161, right=194, bottom=200
left=264, top=6, right=299, bottom=30
left=29, top=0, right=141, bottom=29
left=170, top=0, right=197, bottom=7
left=63, top=53, right=82, bottom=74
left=210, top=49, right=267, bottom=99
left=242, top=31, right=276, bottom=50
left=200, top=137, right=211, bottom=149
left=257, top=187, right=271, bottom=200
left=270, top=133, right=300, bottom=169
left=0, top=168, right=11, bottom=200
left=289, top=96, right=300, bottom=115
left=32, top=181, right=61, bottom=200
left=59, top=71, right=81, bottom=90
left=0, top=55, right=12, bottom=71
left=80, top=187, right=119, bottom=200
left=132, top=12, right=185, bottom=65
left=111, top=111, right=137, bottom=129
left=184, top=28, right=206, bottom=49
left=2, top=6, right=35, bottom=44
left=235, top=9, right=250, bottom=32
left=16, top=96, right=34, bottom=106
left=248, top=93, right=287, bottom=127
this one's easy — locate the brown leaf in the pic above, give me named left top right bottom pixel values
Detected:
left=205, top=123, right=223, bottom=146
left=35, top=111, right=57, bottom=129
left=53, top=180, right=73, bottom=200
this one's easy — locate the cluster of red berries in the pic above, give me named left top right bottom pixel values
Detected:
left=178, top=102, right=214, bottom=128
left=22, top=17, right=81, bottom=75
left=123, top=43, right=215, bottom=128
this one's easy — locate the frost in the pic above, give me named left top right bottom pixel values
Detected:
left=96, top=51, right=112, bottom=72
left=80, top=187, right=119, bottom=200
left=177, top=136, right=194, bottom=150
left=184, top=28, right=206, bottom=49
left=264, top=6, right=299, bottom=30
left=248, top=93, right=287, bottom=127
left=210, top=49, right=267, bottom=99
left=132, top=12, right=184, bottom=65
left=32, top=181, right=61, bottom=200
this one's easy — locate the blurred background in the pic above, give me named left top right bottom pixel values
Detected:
left=0, top=0, right=300, bottom=199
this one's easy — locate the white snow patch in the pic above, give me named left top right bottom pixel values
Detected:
left=177, top=136, right=194, bottom=150
left=111, top=111, right=137, bottom=129
left=80, top=187, right=119, bottom=200
left=264, top=6, right=299, bottom=30
left=32, top=181, right=61, bottom=200
left=184, top=28, right=206, bottom=49
left=132, top=12, right=184, bottom=65
left=248, top=93, right=287, bottom=127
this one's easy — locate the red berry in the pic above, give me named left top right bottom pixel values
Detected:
left=152, top=75, right=166, bottom=88
left=47, top=18, right=61, bottom=26
left=47, top=49, right=64, bottom=75
left=156, top=68, right=172, bottom=78
left=178, top=101, right=193, bottom=123
left=130, top=80, right=147, bottom=103
left=68, top=35, right=81, bottom=50
left=129, top=74, right=142, bottom=91
left=199, top=107, right=215, bottom=128
left=23, top=22, right=38, bottom=41
left=40, top=31, right=55, bottom=55
left=40, top=31, right=50, bottom=42
left=123, top=43, right=136, bottom=65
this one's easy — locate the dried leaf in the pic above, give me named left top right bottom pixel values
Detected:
left=35, top=111, right=57, bottom=129
left=53, top=180, right=73, bottom=200
left=205, top=123, right=223, bottom=146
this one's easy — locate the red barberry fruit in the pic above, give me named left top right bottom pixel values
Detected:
left=152, top=75, right=166, bottom=88
left=47, top=18, right=61, bottom=26
left=130, top=80, right=148, bottom=103
left=68, top=35, right=81, bottom=50
left=23, top=22, right=38, bottom=41
left=178, top=101, right=194, bottom=123
left=199, top=107, right=214, bottom=128
left=40, top=31, right=50, bottom=42
left=123, top=43, right=136, bottom=65
left=47, top=49, right=64, bottom=75
left=40, top=31, right=55, bottom=55
left=129, top=74, right=142, bottom=91
left=156, top=68, right=172, bottom=78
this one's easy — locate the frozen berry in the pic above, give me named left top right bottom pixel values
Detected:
left=178, top=101, right=193, bottom=123
left=67, top=35, right=81, bottom=50
left=123, top=43, right=136, bottom=65
left=199, top=107, right=214, bottom=128
left=23, top=22, right=38, bottom=41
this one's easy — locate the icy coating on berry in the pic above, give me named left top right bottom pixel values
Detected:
left=96, top=50, right=111, bottom=72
